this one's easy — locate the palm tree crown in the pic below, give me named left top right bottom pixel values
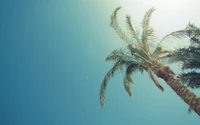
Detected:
left=100, top=6, right=176, bottom=107
left=100, top=6, right=200, bottom=116
left=166, top=23, right=200, bottom=89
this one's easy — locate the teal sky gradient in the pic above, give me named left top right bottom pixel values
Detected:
left=0, top=0, right=200, bottom=125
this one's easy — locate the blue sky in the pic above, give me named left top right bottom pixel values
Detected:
left=0, top=0, right=200, bottom=125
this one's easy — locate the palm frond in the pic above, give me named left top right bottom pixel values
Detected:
left=149, top=71, right=164, bottom=91
left=125, top=64, right=135, bottom=83
left=185, top=23, right=200, bottom=46
left=190, top=36, right=200, bottom=45
left=123, top=64, right=148, bottom=97
left=178, top=71, right=200, bottom=89
left=110, top=6, right=130, bottom=44
left=127, top=44, right=151, bottom=63
left=153, top=47, right=170, bottom=57
left=141, top=7, right=156, bottom=53
left=166, top=46, right=200, bottom=66
left=106, top=47, right=131, bottom=62
left=124, top=76, right=133, bottom=97
left=186, top=22, right=200, bottom=37
left=107, top=47, right=150, bottom=69
left=126, top=15, right=140, bottom=42
left=182, top=60, right=200, bottom=70
left=152, top=47, right=173, bottom=64
left=106, top=45, right=152, bottom=66
left=110, top=6, right=121, bottom=26
left=156, top=30, right=188, bottom=49
left=157, top=23, right=200, bottom=48
left=141, top=7, right=155, bottom=30
left=100, top=61, right=125, bottom=107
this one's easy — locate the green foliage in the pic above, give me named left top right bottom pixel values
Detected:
left=156, top=22, right=200, bottom=49
left=100, top=61, right=125, bottom=107
left=105, top=47, right=132, bottom=62
left=124, top=64, right=134, bottom=97
left=178, top=72, right=200, bottom=89
left=125, top=15, right=140, bottom=42
left=100, top=7, right=200, bottom=117
left=141, top=7, right=156, bottom=53
left=100, top=6, right=178, bottom=107
left=110, top=6, right=130, bottom=43
left=166, top=23, right=200, bottom=89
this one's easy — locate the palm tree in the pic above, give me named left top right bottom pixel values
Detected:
left=165, top=23, right=200, bottom=113
left=100, top=6, right=200, bottom=116
left=167, top=23, right=200, bottom=89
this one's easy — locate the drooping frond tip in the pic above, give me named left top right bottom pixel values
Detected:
left=110, top=6, right=122, bottom=27
left=124, top=64, right=135, bottom=97
left=110, top=6, right=130, bottom=43
left=124, top=77, right=133, bottom=97
left=149, top=71, right=164, bottom=91
left=141, top=7, right=155, bottom=28
left=100, top=61, right=125, bottom=107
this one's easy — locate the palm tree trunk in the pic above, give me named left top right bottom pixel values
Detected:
left=151, top=61, right=200, bottom=116
left=166, top=75, right=200, bottom=116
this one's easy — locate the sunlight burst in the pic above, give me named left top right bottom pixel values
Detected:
left=119, top=0, right=189, bottom=11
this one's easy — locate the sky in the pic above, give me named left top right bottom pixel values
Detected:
left=0, top=0, right=200, bottom=125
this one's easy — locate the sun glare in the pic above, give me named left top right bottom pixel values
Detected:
left=119, top=0, right=189, bottom=12
left=118, top=0, right=191, bottom=48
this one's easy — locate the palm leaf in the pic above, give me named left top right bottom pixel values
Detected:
left=153, top=47, right=170, bottom=57
left=110, top=6, right=130, bottom=44
left=190, top=36, right=200, bottom=45
left=126, top=15, right=140, bottom=42
left=149, top=71, right=164, bottom=91
left=141, top=7, right=155, bottom=30
left=100, top=61, right=125, bottom=107
left=178, top=71, right=200, bottom=89
left=124, top=76, right=133, bottom=97
left=107, top=48, right=150, bottom=69
left=155, top=30, right=188, bottom=51
left=127, top=44, right=151, bottom=63
left=141, top=7, right=156, bottom=53
left=186, top=22, right=200, bottom=37
left=156, top=23, right=200, bottom=49
left=106, top=47, right=131, bottom=62
left=182, top=60, right=200, bottom=70
left=124, top=64, right=141, bottom=97
left=166, top=46, right=200, bottom=65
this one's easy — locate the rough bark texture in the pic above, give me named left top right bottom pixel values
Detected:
left=166, top=76, right=200, bottom=116
left=151, top=61, right=200, bottom=116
